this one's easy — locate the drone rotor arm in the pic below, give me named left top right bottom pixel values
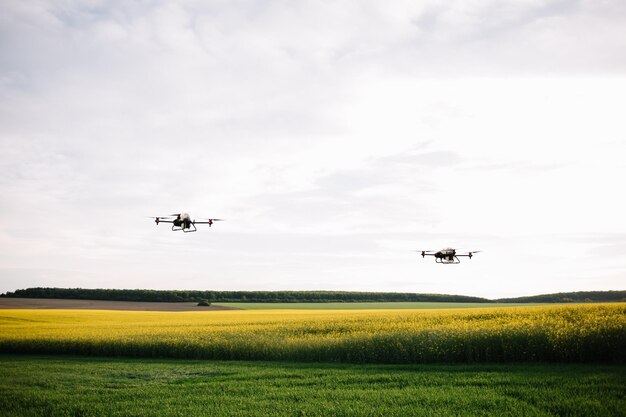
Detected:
left=148, top=216, right=176, bottom=225
left=457, top=250, right=482, bottom=258
left=193, top=219, right=224, bottom=227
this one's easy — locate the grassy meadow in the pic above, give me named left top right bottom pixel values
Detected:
left=1, top=355, right=625, bottom=417
left=1, top=303, right=624, bottom=363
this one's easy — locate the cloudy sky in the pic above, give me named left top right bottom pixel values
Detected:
left=1, top=0, right=625, bottom=298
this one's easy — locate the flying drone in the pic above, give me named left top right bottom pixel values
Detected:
left=150, top=213, right=223, bottom=233
left=419, top=248, right=481, bottom=264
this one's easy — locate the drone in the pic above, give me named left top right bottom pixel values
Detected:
left=150, top=213, right=223, bottom=233
left=419, top=248, right=481, bottom=264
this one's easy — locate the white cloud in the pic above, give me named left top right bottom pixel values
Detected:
left=1, top=0, right=625, bottom=297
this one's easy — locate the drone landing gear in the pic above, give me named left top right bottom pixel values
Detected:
left=172, top=223, right=197, bottom=233
left=436, top=256, right=460, bottom=264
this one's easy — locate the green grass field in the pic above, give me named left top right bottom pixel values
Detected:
left=216, top=302, right=542, bottom=310
left=1, top=355, right=624, bottom=417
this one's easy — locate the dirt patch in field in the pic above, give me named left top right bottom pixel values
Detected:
left=0, top=298, right=239, bottom=311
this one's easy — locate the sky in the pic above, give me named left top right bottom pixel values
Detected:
left=1, top=0, right=625, bottom=298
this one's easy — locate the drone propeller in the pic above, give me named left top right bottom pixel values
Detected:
left=148, top=215, right=176, bottom=225
left=148, top=216, right=163, bottom=225
left=194, top=218, right=224, bottom=227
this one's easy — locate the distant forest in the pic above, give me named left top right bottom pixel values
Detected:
left=1, top=288, right=488, bottom=303
left=495, top=290, right=626, bottom=303
left=1, top=288, right=625, bottom=303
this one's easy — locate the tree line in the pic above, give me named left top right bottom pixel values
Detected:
left=495, top=290, right=626, bottom=303
left=1, top=288, right=624, bottom=303
left=1, top=287, right=490, bottom=303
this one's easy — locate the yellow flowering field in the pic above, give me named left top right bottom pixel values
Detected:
left=1, top=304, right=624, bottom=363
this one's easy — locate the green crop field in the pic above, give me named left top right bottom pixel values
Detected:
left=1, top=355, right=624, bottom=417
left=216, top=302, right=542, bottom=310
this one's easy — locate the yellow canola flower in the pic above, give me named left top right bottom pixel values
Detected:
left=0, top=304, right=624, bottom=363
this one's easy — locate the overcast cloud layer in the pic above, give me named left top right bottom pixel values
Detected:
left=1, top=0, right=625, bottom=298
